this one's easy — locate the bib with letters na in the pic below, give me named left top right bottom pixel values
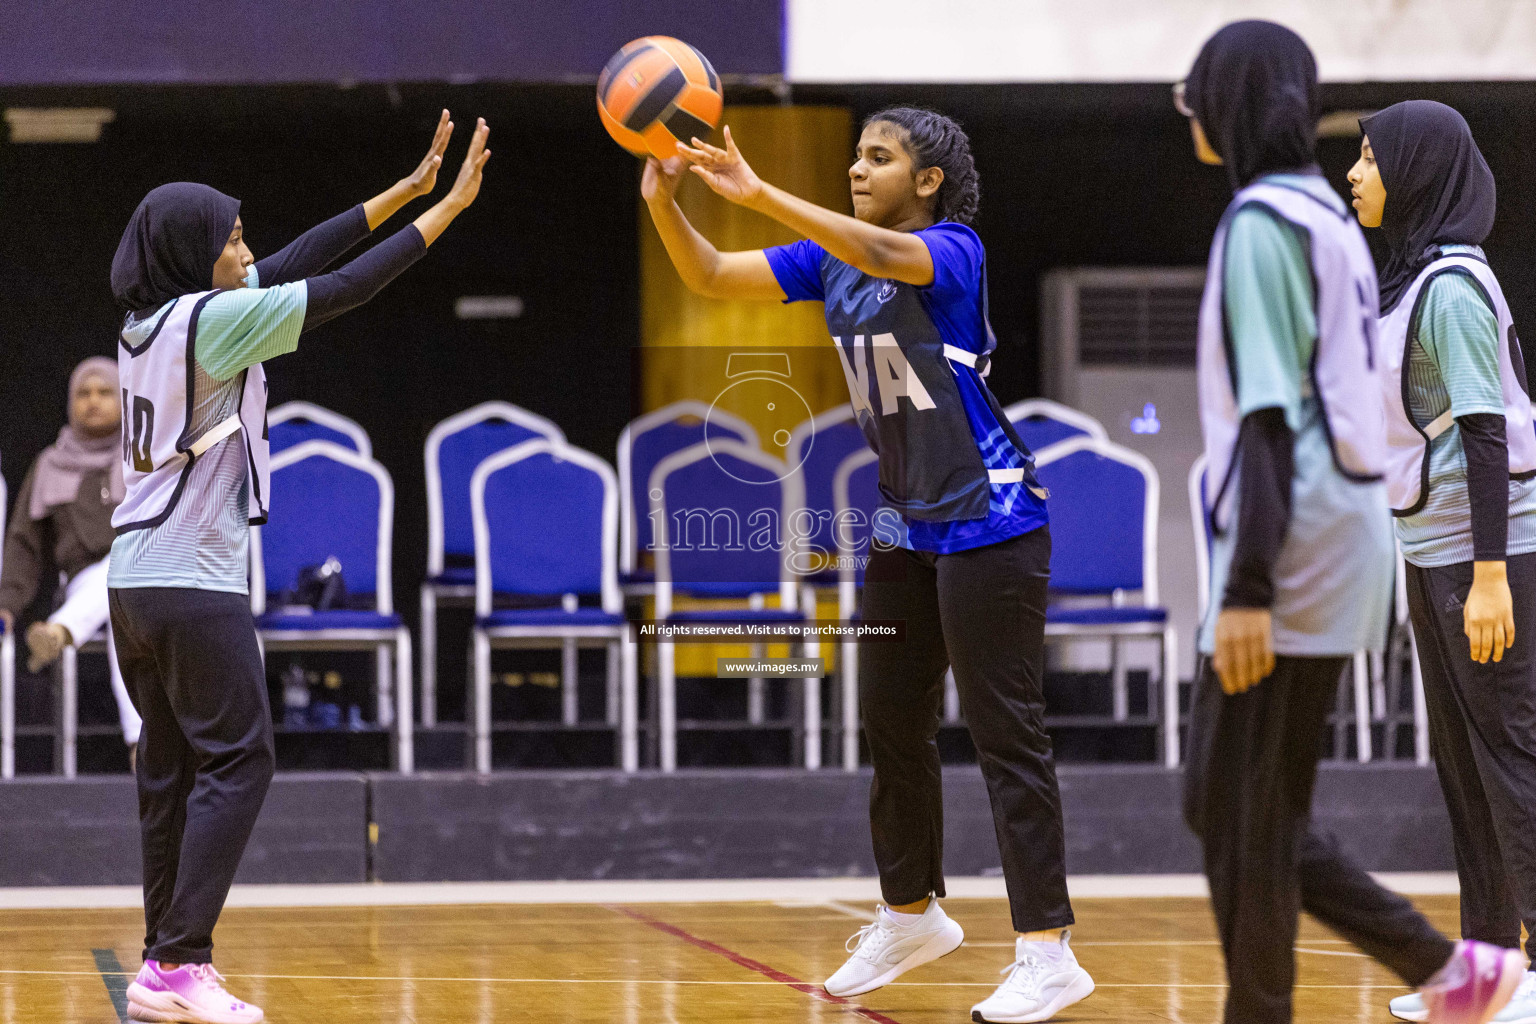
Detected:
left=824, top=251, right=1040, bottom=523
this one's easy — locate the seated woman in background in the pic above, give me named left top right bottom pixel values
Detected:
left=0, top=356, right=141, bottom=759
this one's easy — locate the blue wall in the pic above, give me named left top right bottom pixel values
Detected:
left=4, top=0, right=783, bottom=85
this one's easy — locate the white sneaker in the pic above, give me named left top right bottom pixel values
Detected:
left=1495, top=971, right=1536, bottom=1023
left=1391, top=990, right=1429, bottom=1022
left=970, top=932, right=1095, bottom=1023
left=823, top=901, right=965, bottom=997
left=1395, top=968, right=1536, bottom=1022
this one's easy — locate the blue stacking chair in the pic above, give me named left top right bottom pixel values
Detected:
left=1034, top=436, right=1178, bottom=767
left=831, top=446, right=883, bottom=772
left=1004, top=398, right=1108, bottom=454
left=785, top=405, right=870, bottom=588
left=650, top=439, right=819, bottom=771
left=421, top=402, right=565, bottom=728
left=617, top=400, right=758, bottom=593
left=267, top=401, right=372, bottom=458
left=469, top=438, right=636, bottom=774
left=0, top=467, right=12, bottom=778
left=1189, top=453, right=1210, bottom=619
left=251, top=440, right=413, bottom=772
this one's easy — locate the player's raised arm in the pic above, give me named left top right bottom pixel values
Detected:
left=683, top=126, right=936, bottom=288
left=411, top=117, right=491, bottom=247
left=641, top=154, right=786, bottom=301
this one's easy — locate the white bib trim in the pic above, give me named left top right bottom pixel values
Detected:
left=188, top=414, right=242, bottom=457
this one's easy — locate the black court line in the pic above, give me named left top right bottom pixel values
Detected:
left=91, top=949, right=129, bottom=1023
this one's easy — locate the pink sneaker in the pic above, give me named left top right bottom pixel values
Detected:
left=1422, top=940, right=1526, bottom=1024
left=126, top=960, right=264, bottom=1024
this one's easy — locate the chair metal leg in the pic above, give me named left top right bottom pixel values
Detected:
left=803, top=639, right=821, bottom=769
left=620, top=637, right=639, bottom=772
left=473, top=629, right=492, bottom=774
left=1111, top=638, right=1129, bottom=722
left=1409, top=626, right=1430, bottom=766
left=1370, top=650, right=1388, bottom=721
left=61, top=645, right=78, bottom=779
left=659, top=640, right=677, bottom=772
left=1352, top=650, right=1372, bottom=763
left=747, top=640, right=766, bottom=725
left=375, top=644, right=394, bottom=729
left=395, top=628, right=414, bottom=774
left=605, top=644, right=620, bottom=727
left=1, top=631, right=14, bottom=779
left=842, top=638, right=859, bottom=772
left=420, top=585, right=437, bottom=728
left=1162, top=627, right=1180, bottom=768
left=562, top=638, right=579, bottom=727
left=943, top=667, right=960, bottom=723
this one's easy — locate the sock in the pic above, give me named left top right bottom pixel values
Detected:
left=1019, top=930, right=1066, bottom=959
left=885, top=908, right=924, bottom=926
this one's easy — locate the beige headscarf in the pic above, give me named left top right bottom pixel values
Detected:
left=28, top=356, right=125, bottom=520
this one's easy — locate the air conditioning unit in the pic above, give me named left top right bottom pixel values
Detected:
left=1041, top=267, right=1206, bottom=681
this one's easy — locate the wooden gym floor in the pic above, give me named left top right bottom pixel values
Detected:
left=0, top=892, right=1461, bottom=1022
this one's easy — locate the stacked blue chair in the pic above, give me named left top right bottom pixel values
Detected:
left=1004, top=398, right=1108, bottom=454
left=469, top=438, right=636, bottom=773
left=0, top=467, right=12, bottom=778
left=617, top=400, right=758, bottom=593
left=268, top=401, right=372, bottom=458
left=785, top=404, right=870, bottom=588
left=1034, top=436, right=1179, bottom=767
left=1189, top=454, right=1210, bottom=619
left=650, top=439, right=819, bottom=771
left=831, top=446, right=883, bottom=771
left=421, top=402, right=565, bottom=728
left=1394, top=542, right=1431, bottom=766
left=251, top=440, right=413, bottom=772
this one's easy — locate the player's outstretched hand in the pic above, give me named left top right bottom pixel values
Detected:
left=1465, top=561, right=1516, bottom=664
left=400, top=109, right=453, bottom=198
left=446, top=118, right=492, bottom=211
left=1213, top=607, right=1274, bottom=695
left=681, top=126, right=763, bottom=207
left=642, top=156, right=689, bottom=205
left=412, top=118, right=491, bottom=247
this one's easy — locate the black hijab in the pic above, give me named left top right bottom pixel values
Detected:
left=110, top=182, right=241, bottom=315
left=1184, top=20, right=1319, bottom=191
left=1359, top=101, right=1496, bottom=315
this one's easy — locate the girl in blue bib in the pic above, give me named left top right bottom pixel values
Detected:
left=643, top=107, right=1091, bottom=1022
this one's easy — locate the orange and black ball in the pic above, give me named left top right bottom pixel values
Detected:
left=598, top=36, right=723, bottom=159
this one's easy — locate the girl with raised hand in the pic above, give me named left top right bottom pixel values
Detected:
left=1349, top=99, right=1536, bottom=1024
left=1178, top=21, right=1518, bottom=1024
left=110, top=111, right=489, bottom=1024
left=643, top=109, right=1093, bottom=1023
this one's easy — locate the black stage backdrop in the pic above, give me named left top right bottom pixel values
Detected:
left=3, top=81, right=1534, bottom=626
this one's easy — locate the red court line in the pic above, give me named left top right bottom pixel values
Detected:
left=607, top=904, right=907, bottom=1024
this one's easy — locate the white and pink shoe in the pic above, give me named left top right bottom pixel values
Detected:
left=1421, top=940, right=1526, bottom=1024
left=126, top=960, right=263, bottom=1024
